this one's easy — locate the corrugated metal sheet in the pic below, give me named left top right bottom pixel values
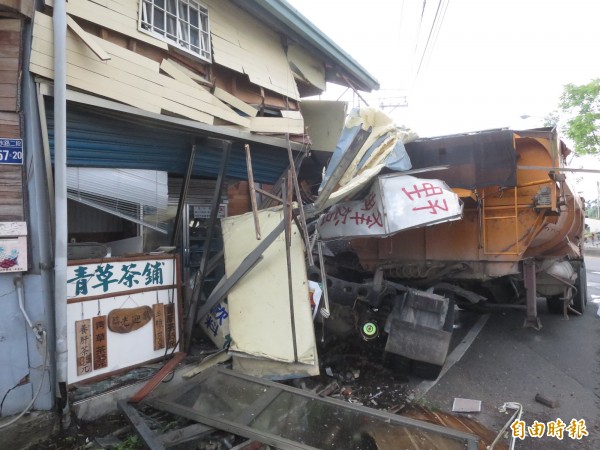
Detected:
left=45, top=101, right=290, bottom=184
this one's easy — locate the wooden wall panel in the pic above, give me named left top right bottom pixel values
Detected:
left=30, top=12, right=271, bottom=127
left=204, top=0, right=300, bottom=100
left=65, top=0, right=168, bottom=49
left=0, top=0, right=35, bottom=17
left=0, top=19, right=21, bottom=112
left=0, top=166, right=24, bottom=221
left=0, top=112, right=19, bottom=137
left=0, top=18, right=23, bottom=221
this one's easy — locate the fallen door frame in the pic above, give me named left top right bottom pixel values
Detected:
left=149, top=366, right=479, bottom=450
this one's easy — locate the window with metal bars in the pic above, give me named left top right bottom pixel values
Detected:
left=140, top=0, right=211, bottom=62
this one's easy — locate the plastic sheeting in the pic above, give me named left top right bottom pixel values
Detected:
left=316, top=108, right=416, bottom=209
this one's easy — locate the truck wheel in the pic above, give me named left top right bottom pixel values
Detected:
left=546, top=296, right=564, bottom=314
left=572, top=263, right=587, bottom=314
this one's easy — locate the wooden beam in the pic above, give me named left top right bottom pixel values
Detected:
left=118, top=400, right=166, bottom=450
left=128, top=352, right=187, bottom=404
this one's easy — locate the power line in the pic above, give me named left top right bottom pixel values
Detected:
left=421, top=0, right=450, bottom=77
left=415, top=0, right=443, bottom=80
left=411, top=0, right=427, bottom=70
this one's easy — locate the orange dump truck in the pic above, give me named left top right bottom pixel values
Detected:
left=318, top=128, right=586, bottom=377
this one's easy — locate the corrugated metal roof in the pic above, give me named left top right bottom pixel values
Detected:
left=45, top=100, right=291, bottom=184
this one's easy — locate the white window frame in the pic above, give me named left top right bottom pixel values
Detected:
left=139, top=0, right=211, bottom=63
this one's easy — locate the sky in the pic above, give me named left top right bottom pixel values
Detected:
left=287, top=0, right=600, bottom=199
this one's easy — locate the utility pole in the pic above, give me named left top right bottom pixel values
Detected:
left=597, top=181, right=600, bottom=219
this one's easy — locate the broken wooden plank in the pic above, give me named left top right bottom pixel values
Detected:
left=66, top=15, right=111, bottom=61
left=118, top=400, right=166, bottom=450
left=213, top=87, right=258, bottom=117
left=128, top=352, right=186, bottom=404
left=280, top=110, right=303, bottom=120
left=160, top=58, right=199, bottom=88
left=33, top=12, right=250, bottom=127
left=66, top=0, right=168, bottom=50
left=34, top=12, right=160, bottom=72
left=250, top=116, right=304, bottom=135
left=181, top=350, right=230, bottom=379
left=165, top=58, right=209, bottom=84
left=29, top=51, right=162, bottom=113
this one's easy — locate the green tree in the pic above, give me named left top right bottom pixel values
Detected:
left=557, top=79, right=600, bottom=155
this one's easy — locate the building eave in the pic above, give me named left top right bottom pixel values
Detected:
left=232, top=0, right=380, bottom=93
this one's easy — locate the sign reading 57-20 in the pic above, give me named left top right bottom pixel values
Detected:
left=0, top=139, right=23, bottom=165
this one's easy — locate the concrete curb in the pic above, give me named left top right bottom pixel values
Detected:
left=584, top=247, right=600, bottom=257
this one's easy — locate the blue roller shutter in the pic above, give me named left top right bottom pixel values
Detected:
left=46, top=100, right=291, bottom=184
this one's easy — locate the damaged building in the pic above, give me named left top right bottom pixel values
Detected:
left=0, top=0, right=382, bottom=430
left=0, top=0, right=587, bottom=449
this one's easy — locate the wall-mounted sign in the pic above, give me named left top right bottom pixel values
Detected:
left=0, top=138, right=23, bottom=165
left=75, top=319, right=92, bottom=376
left=67, top=257, right=174, bottom=300
left=153, top=303, right=165, bottom=351
left=0, top=222, right=27, bottom=273
left=193, top=204, right=227, bottom=219
left=66, top=255, right=180, bottom=384
left=164, top=303, right=177, bottom=349
left=92, top=316, right=108, bottom=370
left=108, top=306, right=153, bottom=333
left=317, top=175, right=463, bottom=240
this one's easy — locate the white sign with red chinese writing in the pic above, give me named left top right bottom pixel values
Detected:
left=317, top=174, right=462, bottom=240
left=66, top=256, right=180, bottom=383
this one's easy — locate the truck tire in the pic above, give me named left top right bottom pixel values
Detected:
left=572, top=263, right=587, bottom=314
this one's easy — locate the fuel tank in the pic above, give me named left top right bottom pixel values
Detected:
left=351, top=128, right=585, bottom=281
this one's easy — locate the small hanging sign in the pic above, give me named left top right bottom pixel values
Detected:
left=108, top=306, right=153, bottom=333
left=92, top=315, right=108, bottom=370
left=164, top=303, right=177, bottom=349
left=75, top=319, right=92, bottom=376
left=153, top=303, right=165, bottom=351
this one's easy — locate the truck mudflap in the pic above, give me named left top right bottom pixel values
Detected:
left=384, top=289, right=454, bottom=372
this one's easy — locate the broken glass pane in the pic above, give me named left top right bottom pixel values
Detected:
left=152, top=368, right=477, bottom=450
left=250, top=391, right=466, bottom=450
left=173, top=372, right=267, bottom=421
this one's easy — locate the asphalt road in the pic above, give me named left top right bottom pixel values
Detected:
left=418, top=255, right=600, bottom=449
